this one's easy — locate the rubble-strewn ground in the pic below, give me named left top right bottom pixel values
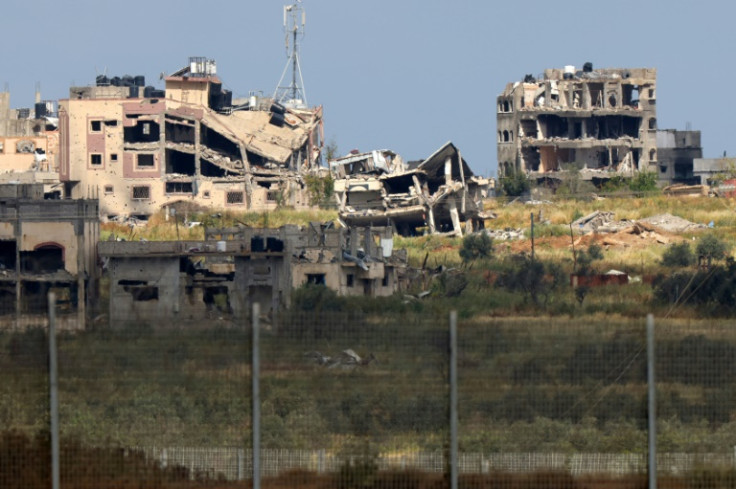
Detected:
left=100, top=194, right=736, bottom=274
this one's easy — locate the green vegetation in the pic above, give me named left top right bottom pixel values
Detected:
left=627, top=171, right=659, bottom=193
left=499, top=169, right=530, bottom=197
left=459, top=233, right=493, bottom=264
left=40, top=193, right=735, bottom=464
left=4, top=316, right=736, bottom=455
left=304, top=174, right=335, bottom=206
left=661, top=241, right=696, bottom=268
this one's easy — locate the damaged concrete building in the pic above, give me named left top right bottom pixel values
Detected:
left=58, top=57, right=324, bottom=220
left=331, top=142, right=492, bottom=237
left=0, top=183, right=98, bottom=326
left=497, top=63, right=657, bottom=184
left=0, top=91, right=61, bottom=195
left=98, top=224, right=407, bottom=328
left=655, top=129, right=702, bottom=185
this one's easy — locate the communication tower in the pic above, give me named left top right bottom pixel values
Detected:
left=273, top=2, right=308, bottom=109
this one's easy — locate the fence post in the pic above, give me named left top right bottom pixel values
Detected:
left=238, top=448, right=245, bottom=480
left=48, top=292, right=60, bottom=489
left=647, top=314, right=657, bottom=489
left=449, top=310, right=458, bottom=489
left=252, top=302, right=261, bottom=489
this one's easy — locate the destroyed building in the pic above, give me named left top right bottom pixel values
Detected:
left=58, top=57, right=324, bottom=220
left=331, top=142, right=492, bottom=237
left=0, top=91, right=61, bottom=195
left=97, top=224, right=407, bottom=328
left=655, top=129, right=702, bottom=185
left=497, top=63, right=657, bottom=184
left=0, top=183, right=99, bottom=327
left=693, top=157, right=735, bottom=186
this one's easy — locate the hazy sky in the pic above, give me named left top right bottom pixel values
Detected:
left=2, top=0, right=733, bottom=177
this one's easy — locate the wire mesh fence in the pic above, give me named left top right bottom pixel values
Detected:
left=2, top=306, right=736, bottom=488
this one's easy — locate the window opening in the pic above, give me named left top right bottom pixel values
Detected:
left=226, top=191, right=244, bottom=204
left=137, top=154, right=155, bottom=168
left=166, top=182, right=193, bottom=194
left=307, top=273, right=326, bottom=285
left=90, top=154, right=102, bottom=165
left=132, top=186, right=151, bottom=200
left=165, top=149, right=195, bottom=175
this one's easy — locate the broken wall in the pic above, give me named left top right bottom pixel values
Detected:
left=108, top=256, right=180, bottom=327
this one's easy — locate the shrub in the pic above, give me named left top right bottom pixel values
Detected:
left=498, top=256, right=566, bottom=307
left=290, top=284, right=343, bottom=312
left=573, top=244, right=603, bottom=305
left=600, top=175, right=629, bottom=193
left=304, top=174, right=335, bottom=206
left=628, top=171, right=658, bottom=193
left=662, top=242, right=695, bottom=268
left=696, top=234, right=729, bottom=268
left=459, top=233, right=493, bottom=263
left=500, top=169, right=530, bottom=197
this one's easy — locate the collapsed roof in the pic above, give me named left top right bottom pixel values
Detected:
left=332, top=141, right=492, bottom=237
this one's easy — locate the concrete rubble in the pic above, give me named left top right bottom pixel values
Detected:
left=331, top=141, right=493, bottom=237
left=638, top=213, right=707, bottom=233
left=569, top=211, right=705, bottom=248
left=483, top=228, right=525, bottom=241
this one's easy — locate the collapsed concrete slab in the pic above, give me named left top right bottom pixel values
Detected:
left=331, top=142, right=493, bottom=237
left=59, top=57, right=325, bottom=220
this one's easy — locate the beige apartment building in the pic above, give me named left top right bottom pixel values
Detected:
left=58, top=58, right=324, bottom=220
left=0, top=92, right=60, bottom=191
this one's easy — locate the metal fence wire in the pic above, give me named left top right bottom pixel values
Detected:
left=2, top=304, right=736, bottom=488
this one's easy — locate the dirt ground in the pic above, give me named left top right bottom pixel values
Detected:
left=507, top=227, right=685, bottom=255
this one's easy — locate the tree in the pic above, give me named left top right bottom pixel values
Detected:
left=500, top=169, right=530, bottom=197
left=459, top=233, right=494, bottom=264
left=304, top=174, right=335, bottom=206
left=696, top=234, right=729, bottom=269
left=573, top=244, right=604, bottom=305
left=661, top=242, right=695, bottom=268
left=628, top=171, right=658, bottom=193
left=499, top=255, right=565, bottom=307
left=325, top=138, right=339, bottom=162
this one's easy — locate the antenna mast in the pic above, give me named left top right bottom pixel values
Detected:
left=273, top=1, right=307, bottom=108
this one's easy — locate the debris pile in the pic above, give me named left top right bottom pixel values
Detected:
left=304, top=349, right=376, bottom=370
left=638, top=213, right=707, bottom=233
left=484, top=228, right=525, bottom=241
left=331, top=142, right=492, bottom=237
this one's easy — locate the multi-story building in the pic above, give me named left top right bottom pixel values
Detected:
left=0, top=92, right=60, bottom=193
left=59, top=58, right=324, bottom=220
left=0, top=183, right=98, bottom=328
left=497, top=63, right=657, bottom=183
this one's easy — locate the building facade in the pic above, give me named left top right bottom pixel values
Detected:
left=497, top=63, right=657, bottom=183
left=0, top=183, right=98, bottom=327
left=98, top=225, right=407, bottom=328
left=655, top=129, right=702, bottom=185
left=59, top=58, right=324, bottom=220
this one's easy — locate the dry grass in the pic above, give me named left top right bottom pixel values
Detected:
left=101, top=207, right=339, bottom=241
left=485, top=194, right=736, bottom=271
left=99, top=195, right=736, bottom=275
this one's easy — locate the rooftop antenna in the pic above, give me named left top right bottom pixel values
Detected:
left=273, top=1, right=308, bottom=108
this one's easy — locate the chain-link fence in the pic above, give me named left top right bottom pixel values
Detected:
left=2, top=304, right=736, bottom=488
